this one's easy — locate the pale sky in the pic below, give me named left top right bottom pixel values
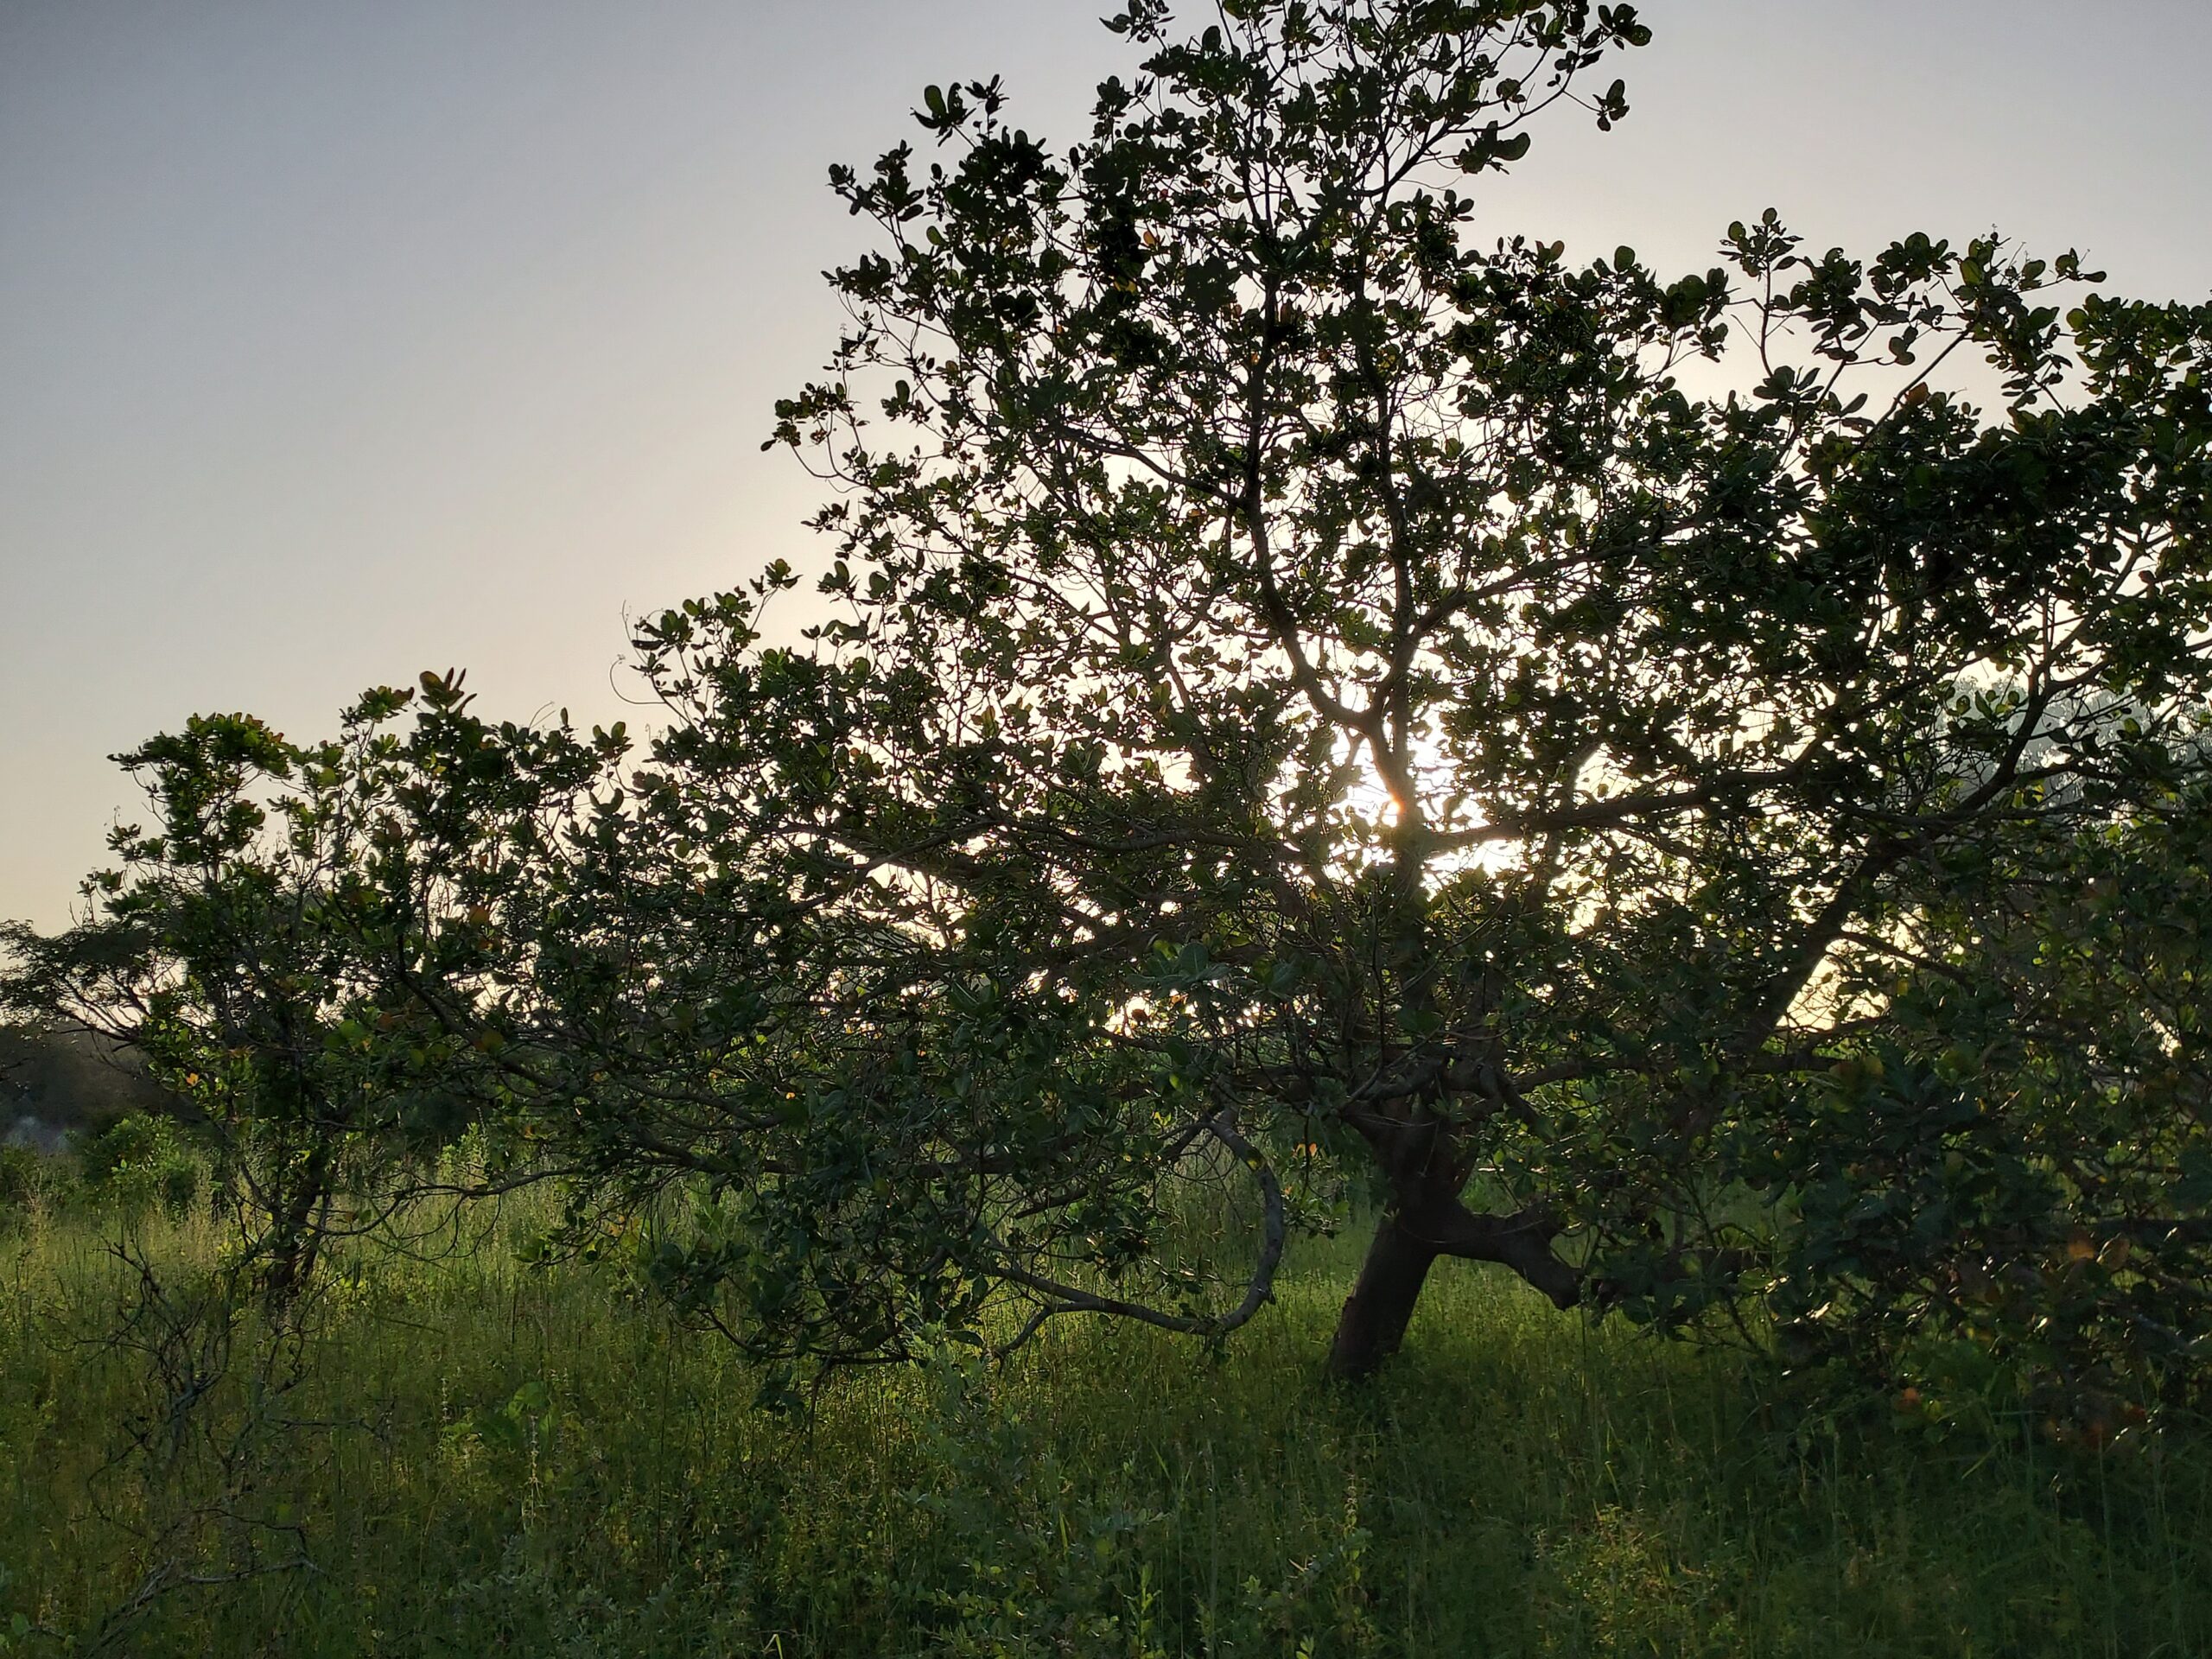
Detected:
left=4, top=1, right=2209, bottom=931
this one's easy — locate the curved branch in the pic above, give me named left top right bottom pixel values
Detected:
left=991, top=1109, right=1286, bottom=1340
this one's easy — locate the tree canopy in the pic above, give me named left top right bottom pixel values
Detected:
left=10, top=0, right=2212, bottom=1433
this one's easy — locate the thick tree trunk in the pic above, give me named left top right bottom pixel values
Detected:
left=1325, top=1187, right=1583, bottom=1378
left=1325, top=1211, right=1440, bottom=1380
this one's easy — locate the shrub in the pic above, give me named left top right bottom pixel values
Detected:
left=0, top=1142, right=66, bottom=1224
left=78, top=1114, right=201, bottom=1222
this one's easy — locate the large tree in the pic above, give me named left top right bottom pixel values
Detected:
left=637, top=0, right=2212, bottom=1396
left=13, top=0, right=2211, bottom=1423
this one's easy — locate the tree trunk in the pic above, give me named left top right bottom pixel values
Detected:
left=260, top=1135, right=334, bottom=1315
left=1325, top=1211, right=1440, bottom=1380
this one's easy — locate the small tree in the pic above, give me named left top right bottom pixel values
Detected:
left=1, top=676, right=618, bottom=1305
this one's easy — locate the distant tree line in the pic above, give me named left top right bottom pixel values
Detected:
left=1, top=1021, right=180, bottom=1142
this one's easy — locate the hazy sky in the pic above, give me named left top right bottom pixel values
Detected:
left=4, top=1, right=2209, bottom=931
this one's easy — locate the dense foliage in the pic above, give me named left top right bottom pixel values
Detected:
left=7, top=0, right=2211, bottom=1432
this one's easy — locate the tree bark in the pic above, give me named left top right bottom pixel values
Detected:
left=1325, top=1211, right=1440, bottom=1379
left=1326, top=1185, right=1583, bottom=1378
left=259, top=1134, right=334, bottom=1315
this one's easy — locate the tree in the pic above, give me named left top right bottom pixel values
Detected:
left=13, top=0, right=2211, bottom=1421
left=0, top=677, right=620, bottom=1306
left=634, top=0, right=2212, bottom=1401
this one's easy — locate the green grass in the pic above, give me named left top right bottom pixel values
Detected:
left=1, top=1203, right=2207, bottom=1656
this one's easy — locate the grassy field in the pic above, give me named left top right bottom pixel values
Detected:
left=1, top=1199, right=2207, bottom=1657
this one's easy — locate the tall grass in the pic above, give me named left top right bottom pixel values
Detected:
left=1, top=1196, right=2205, bottom=1656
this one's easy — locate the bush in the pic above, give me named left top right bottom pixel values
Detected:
left=78, top=1114, right=201, bottom=1222
left=0, top=1143, right=67, bottom=1224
